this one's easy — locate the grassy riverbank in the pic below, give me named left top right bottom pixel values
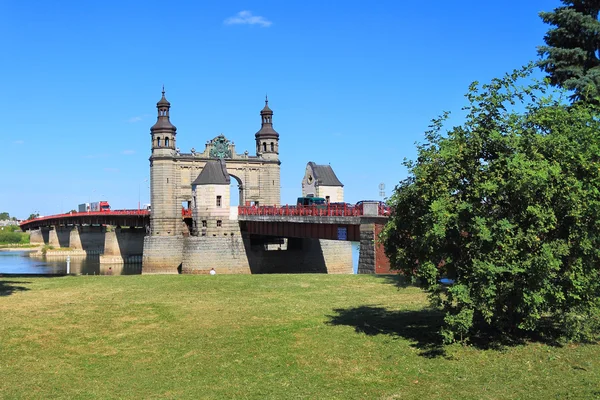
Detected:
left=0, top=225, right=29, bottom=247
left=1, top=275, right=598, bottom=399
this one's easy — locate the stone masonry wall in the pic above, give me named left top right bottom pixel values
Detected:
left=317, top=186, right=344, bottom=203
left=358, top=223, right=376, bottom=274
left=357, top=222, right=392, bottom=274
left=320, top=239, right=353, bottom=274
left=142, top=236, right=184, bottom=274
left=181, top=233, right=251, bottom=274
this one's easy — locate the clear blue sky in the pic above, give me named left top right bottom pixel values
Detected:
left=0, top=0, right=560, bottom=219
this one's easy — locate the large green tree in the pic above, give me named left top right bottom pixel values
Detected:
left=382, top=66, right=600, bottom=343
left=538, top=0, right=600, bottom=103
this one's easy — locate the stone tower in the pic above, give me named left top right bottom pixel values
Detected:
left=149, top=87, right=180, bottom=236
left=255, top=96, right=279, bottom=161
left=191, top=159, right=233, bottom=236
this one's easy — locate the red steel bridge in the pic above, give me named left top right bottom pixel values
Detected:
left=20, top=210, right=150, bottom=230
left=21, top=203, right=389, bottom=231
left=237, top=203, right=390, bottom=242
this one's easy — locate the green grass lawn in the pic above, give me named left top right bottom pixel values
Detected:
left=1, top=275, right=598, bottom=399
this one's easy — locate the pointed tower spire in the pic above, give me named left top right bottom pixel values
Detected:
left=255, top=96, right=279, bottom=158
left=152, top=86, right=176, bottom=132
left=151, top=87, right=177, bottom=151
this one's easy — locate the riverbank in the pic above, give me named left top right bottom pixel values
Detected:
left=0, top=244, right=41, bottom=251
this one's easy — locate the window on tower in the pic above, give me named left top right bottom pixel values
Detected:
left=165, top=137, right=169, bottom=147
left=157, top=137, right=161, bottom=147
left=263, top=142, right=267, bottom=152
left=216, top=195, right=222, bottom=207
left=270, top=142, right=274, bottom=152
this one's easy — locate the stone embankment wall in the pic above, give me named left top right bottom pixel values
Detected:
left=142, top=236, right=184, bottom=274
left=175, top=233, right=352, bottom=275
left=181, top=233, right=251, bottom=274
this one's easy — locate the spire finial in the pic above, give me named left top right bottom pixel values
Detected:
left=265, top=93, right=268, bottom=105
left=162, top=85, right=165, bottom=96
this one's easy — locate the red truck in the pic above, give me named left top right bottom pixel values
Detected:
left=78, top=201, right=111, bottom=212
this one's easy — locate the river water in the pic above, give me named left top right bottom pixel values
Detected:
left=1, top=243, right=360, bottom=275
left=0, top=250, right=142, bottom=275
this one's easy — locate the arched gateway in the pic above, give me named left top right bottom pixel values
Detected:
left=142, top=90, right=284, bottom=274
left=147, top=91, right=280, bottom=238
left=142, top=90, right=353, bottom=275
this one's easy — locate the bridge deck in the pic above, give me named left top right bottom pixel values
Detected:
left=20, top=210, right=150, bottom=230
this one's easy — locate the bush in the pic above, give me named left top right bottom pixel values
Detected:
left=0, top=229, right=28, bottom=245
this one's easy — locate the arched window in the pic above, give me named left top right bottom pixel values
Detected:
left=263, top=142, right=267, bottom=152
left=270, top=142, right=274, bottom=152
left=157, top=137, right=161, bottom=147
left=165, top=137, right=169, bottom=147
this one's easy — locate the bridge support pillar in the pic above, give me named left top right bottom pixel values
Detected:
left=48, top=226, right=60, bottom=248
left=358, top=222, right=391, bottom=274
left=101, top=226, right=145, bottom=264
left=69, top=226, right=83, bottom=250
left=29, top=228, right=44, bottom=245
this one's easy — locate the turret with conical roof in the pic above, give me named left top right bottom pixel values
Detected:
left=255, top=96, right=279, bottom=160
left=151, top=86, right=177, bottom=152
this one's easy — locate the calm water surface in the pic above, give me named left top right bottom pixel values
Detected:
left=1, top=244, right=360, bottom=275
left=0, top=250, right=142, bottom=275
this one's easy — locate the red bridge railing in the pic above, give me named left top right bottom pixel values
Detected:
left=238, top=204, right=390, bottom=217
left=20, top=210, right=150, bottom=227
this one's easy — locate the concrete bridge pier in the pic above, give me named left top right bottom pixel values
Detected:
left=48, top=226, right=60, bottom=248
left=29, top=228, right=45, bottom=245
left=69, top=226, right=83, bottom=250
left=101, top=226, right=146, bottom=264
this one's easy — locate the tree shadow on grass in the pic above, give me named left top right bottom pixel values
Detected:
left=371, top=274, right=411, bottom=289
left=0, top=280, right=31, bottom=297
left=327, top=305, right=565, bottom=358
left=327, top=305, right=447, bottom=358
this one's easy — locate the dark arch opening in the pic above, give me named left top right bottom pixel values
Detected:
left=229, top=173, right=244, bottom=206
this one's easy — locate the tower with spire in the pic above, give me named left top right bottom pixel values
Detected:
left=150, top=86, right=177, bottom=154
left=255, top=96, right=279, bottom=161
left=149, top=87, right=180, bottom=237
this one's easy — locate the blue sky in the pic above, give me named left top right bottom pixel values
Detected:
left=1, top=0, right=560, bottom=219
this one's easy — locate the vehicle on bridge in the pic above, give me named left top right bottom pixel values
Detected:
left=355, top=200, right=391, bottom=216
left=78, top=201, right=111, bottom=212
left=297, top=197, right=327, bottom=209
